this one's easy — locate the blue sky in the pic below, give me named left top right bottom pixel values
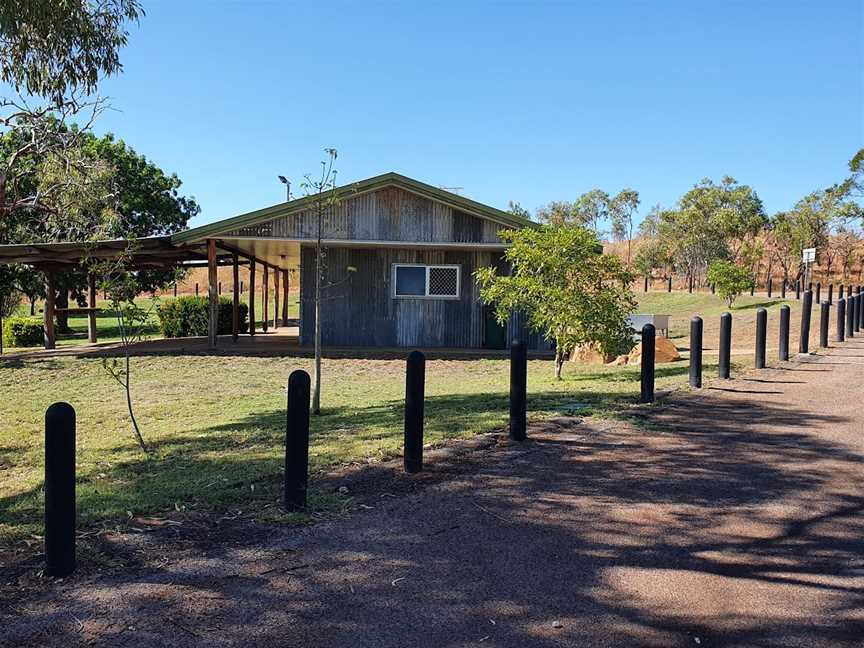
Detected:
left=93, top=0, right=863, bottom=228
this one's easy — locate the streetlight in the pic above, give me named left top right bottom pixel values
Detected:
left=278, top=175, right=291, bottom=201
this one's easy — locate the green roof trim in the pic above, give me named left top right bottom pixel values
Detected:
left=171, top=172, right=535, bottom=244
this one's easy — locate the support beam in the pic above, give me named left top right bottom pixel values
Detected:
left=249, top=259, right=256, bottom=336
left=87, top=274, right=97, bottom=343
left=232, top=253, right=240, bottom=343
left=207, top=239, right=218, bottom=349
left=44, top=270, right=56, bottom=349
left=263, top=264, right=270, bottom=333
left=273, top=268, right=280, bottom=331
left=282, top=269, right=290, bottom=325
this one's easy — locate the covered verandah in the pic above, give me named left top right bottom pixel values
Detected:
left=0, top=235, right=301, bottom=351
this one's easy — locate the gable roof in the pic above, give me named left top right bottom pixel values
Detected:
left=171, top=172, right=534, bottom=244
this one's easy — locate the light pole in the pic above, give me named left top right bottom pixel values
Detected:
left=278, top=175, right=291, bottom=201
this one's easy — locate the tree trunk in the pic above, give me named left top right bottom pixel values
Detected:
left=554, top=347, right=564, bottom=380
left=312, top=225, right=323, bottom=414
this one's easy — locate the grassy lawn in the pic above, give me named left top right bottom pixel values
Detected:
left=2, top=289, right=819, bottom=549
left=637, top=290, right=826, bottom=354
left=0, top=350, right=727, bottom=548
left=4, top=293, right=301, bottom=351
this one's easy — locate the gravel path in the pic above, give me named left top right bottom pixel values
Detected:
left=4, top=341, right=864, bottom=647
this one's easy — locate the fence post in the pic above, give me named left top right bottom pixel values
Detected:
left=640, top=324, right=655, bottom=404
left=819, top=301, right=829, bottom=348
left=755, top=307, right=767, bottom=368
left=667, top=276, right=672, bottom=293
left=718, top=312, right=731, bottom=379
left=796, top=280, right=801, bottom=300
left=284, top=370, right=311, bottom=511
left=45, top=402, right=76, bottom=577
left=404, top=350, right=426, bottom=471
left=799, top=290, right=813, bottom=353
left=856, top=292, right=861, bottom=333
left=688, top=275, right=693, bottom=293
left=767, top=278, right=772, bottom=298
left=644, top=276, right=648, bottom=293
left=837, top=298, right=846, bottom=342
left=815, top=282, right=821, bottom=304
left=689, top=317, right=703, bottom=388
left=828, top=283, right=833, bottom=305
left=509, top=340, right=527, bottom=441
left=781, top=280, right=786, bottom=299
left=779, top=305, right=790, bottom=360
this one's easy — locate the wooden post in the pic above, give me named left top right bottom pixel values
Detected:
left=87, top=274, right=97, bottom=344
left=282, top=270, right=290, bottom=324
left=43, top=269, right=56, bottom=350
left=273, top=268, right=280, bottom=331
left=207, top=239, right=218, bottom=349
left=249, top=259, right=256, bottom=336
left=232, top=253, right=240, bottom=343
left=263, top=264, right=270, bottom=333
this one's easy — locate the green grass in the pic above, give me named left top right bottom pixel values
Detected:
left=0, top=351, right=721, bottom=547
left=3, top=289, right=797, bottom=547
left=5, top=293, right=301, bottom=351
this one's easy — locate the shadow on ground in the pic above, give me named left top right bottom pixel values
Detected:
left=4, top=385, right=863, bottom=647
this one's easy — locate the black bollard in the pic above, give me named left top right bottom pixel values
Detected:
left=719, top=312, right=732, bottom=379
left=799, top=290, right=813, bottom=353
left=285, top=370, right=311, bottom=511
left=781, top=280, right=786, bottom=299
left=509, top=340, right=528, bottom=441
left=819, top=301, right=829, bottom=348
left=795, top=280, right=801, bottom=300
left=404, top=351, right=426, bottom=471
left=852, top=292, right=861, bottom=333
left=815, top=282, right=821, bottom=304
left=858, top=286, right=864, bottom=329
left=45, top=402, right=76, bottom=577
left=644, top=276, right=648, bottom=292
left=837, top=298, right=846, bottom=342
left=828, top=284, right=833, bottom=305
left=767, top=278, right=772, bottom=298
left=173, top=282, right=177, bottom=298
left=750, top=283, right=755, bottom=296
left=640, top=324, right=655, bottom=404
left=688, top=275, right=693, bottom=293
left=847, top=294, right=854, bottom=338
left=755, top=307, right=767, bottom=368
left=779, top=305, right=790, bottom=361
left=711, top=283, right=715, bottom=295
left=195, top=283, right=199, bottom=296
left=689, top=316, right=703, bottom=388
left=667, top=276, right=672, bottom=293
left=808, top=282, right=813, bottom=293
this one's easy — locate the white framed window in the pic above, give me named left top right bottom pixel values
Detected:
left=393, top=263, right=461, bottom=299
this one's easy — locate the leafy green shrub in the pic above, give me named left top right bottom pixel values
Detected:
left=156, top=296, right=248, bottom=338
left=707, top=260, right=753, bottom=307
left=2, top=316, right=44, bottom=347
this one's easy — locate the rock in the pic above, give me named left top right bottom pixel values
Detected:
left=570, top=342, right=615, bottom=365
left=627, top=336, right=682, bottom=364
